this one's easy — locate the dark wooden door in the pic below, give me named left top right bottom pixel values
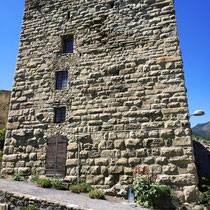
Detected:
left=46, top=134, right=67, bottom=177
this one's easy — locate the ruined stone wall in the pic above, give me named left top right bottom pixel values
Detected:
left=2, top=0, right=198, bottom=202
left=0, top=90, right=11, bottom=130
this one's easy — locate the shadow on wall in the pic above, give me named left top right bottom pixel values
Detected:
left=193, top=140, right=210, bottom=177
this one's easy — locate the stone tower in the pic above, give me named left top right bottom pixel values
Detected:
left=2, top=0, right=198, bottom=202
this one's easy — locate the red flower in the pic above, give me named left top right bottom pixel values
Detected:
left=133, top=171, right=136, bottom=176
left=153, top=177, right=157, bottom=181
left=145, top=168, right=148, bottom=174
left=137, top=168, right=140, bottom=174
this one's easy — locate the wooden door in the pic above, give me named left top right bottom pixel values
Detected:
left=46, top=134, right=67, bottom=177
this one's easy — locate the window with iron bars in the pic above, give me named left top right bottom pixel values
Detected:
left=63, top=37, right=74, bottom=53
left=54, top=107, right=66, bottom=123
left=56, top=71, right=68, bottom=90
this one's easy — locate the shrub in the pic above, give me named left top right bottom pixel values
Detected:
left=31, top=174, right=39, bottom=183
left=133, top=168, right=171, bottom=208
left=36, top=178, right=52, bottom=188
left=27, top=205, right=36, bottom=210
left=159, top=185, right=171, bottom=198
left=13, top=173, right=21, bottom=181
left=69, top=183, right=93, bottom=193
left=52, top=179, right=67, bottom=190
left=88, top=189, right=105, bottom=199
left=198, top=176, right=210, bottom=206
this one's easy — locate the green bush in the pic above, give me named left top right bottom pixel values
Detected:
left=31, top=174, right=39, bottom=183
left=36, top=178, right=52, bottom=188
left=0, top=128, right=6, bottom=149
left=52, top=179, right=67, bottom=190
left=27, top=205, right=36, bottom=210
left=88, top=189, right=105, bottom=199
left=159, top=185, right=171, bottom=198
left=13, top=173, right=21, bottom=181
left=198, top=176, right=210, bottom=206
left=133, top=168, right=172, bottom=208
left=69, top=183, right=93, bottom=193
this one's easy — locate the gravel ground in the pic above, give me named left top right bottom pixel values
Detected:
left=0, top=178, right=148, bottom=210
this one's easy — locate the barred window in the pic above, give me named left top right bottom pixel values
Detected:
left=56, top=71, right=68, bottom=89
left=54, top=107, right=66, bottom=123
left=63, top=37, right=74, bottom=53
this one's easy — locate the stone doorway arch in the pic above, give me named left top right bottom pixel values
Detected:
left=46, top=134, right=67, bottom=177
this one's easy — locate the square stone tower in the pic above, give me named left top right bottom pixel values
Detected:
left=2, top=0, right=198, bottom=202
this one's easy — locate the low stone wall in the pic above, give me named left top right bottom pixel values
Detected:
left=0, top=90, right=11, bottom=130
left=0, top=190, right=90, bottom=210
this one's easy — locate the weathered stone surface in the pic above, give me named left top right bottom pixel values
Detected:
left=160, top=147, right=183, bottom=157
left=114, top=140, right=125, bottom=149
left=1, top=0, right=199, bottom=203
left=125, top=139, right=140, bottom=148
left=3, top=154, right=18, bottom=162
left=184, top=185, right=199, bottom=203
left=116, top=158, right=128, bottom=166
left=18, top=167, right=31, bottom=175
left=108, top=166, right=123, bottom=174
left=0, top=90, right=11, bottom=130
left=67, top=143, right=78, bottom=151
left=95, top=158, right=109, bottom=166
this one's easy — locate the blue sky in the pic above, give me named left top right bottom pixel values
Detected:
left=0, top=0, right=209, bottom=127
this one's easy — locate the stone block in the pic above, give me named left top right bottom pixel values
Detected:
left=101, top=166, right=108, bottom=175
left=114, top=140, right=125, bottom=149
left=173, top=137, right=192, bottom=146
left=1, top=168, right=14, bottom=175
left=160, top=147, right=183, bottom=157
left=86, top=175, right=104, bottom=185
left=29, top=153, right=37, bottom=161
left=18, top=167, right=30, bottom=175
left=128, top=158, right=141, bottom=165
left=125, top=139, right=139, bottom=148
left=66, top=159, right=78, bottom=166
left=184, top=185, right=199, bottom=203
left=67, top=142, right=78, bottom=151
left=90, top=166, right=100, bottom=175
left=7, top=122, right=20, bottom=129
left=143, top=157, right=154, bottom=164
left=104, top=175, right=115, bottom=186
left=95, top=158, right=109, bottom=166
left=26, top=145, right=34, bottom=153
left=159, top=129, right=174, bottom=138
left=98, top=140, right=106, bottom=150
left=136, top=149, right=147, bottom=157
left=119, top=175, right=132, bottom=185
left=116, top=158, right=128, bottom=165
left=156, top=157, right=168, bottom=165
left=101, top=150, right=115, bottom=157
left=124, top=167, right=134, bottom=175
left=3, top=154, right=18, bottom=162
left=162, top=164, right=178, bottom=175
left=108, top=166, right=123, bottom=174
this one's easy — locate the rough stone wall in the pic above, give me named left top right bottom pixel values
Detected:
left=2, top=0, right=198, bottom=202
left=0, top=190, right=88, bottom=210
left=0, top=90, right=11, bottom=130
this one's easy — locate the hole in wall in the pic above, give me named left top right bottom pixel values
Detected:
left=67, top=11, right=70, bottom=20
left=110, top=2, right=114, bottom=8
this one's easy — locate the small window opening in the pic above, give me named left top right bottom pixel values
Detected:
left=63, top=36, right=74, bottom=53
left=110, top=70, right=120, bottom=76
left=67, top=11, right=70, bottom=20
left=56, top=71, right=68, bottom=89
left=54, top=107, right=66, bottom=123
left=110, top=2, right=114, bottom=8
